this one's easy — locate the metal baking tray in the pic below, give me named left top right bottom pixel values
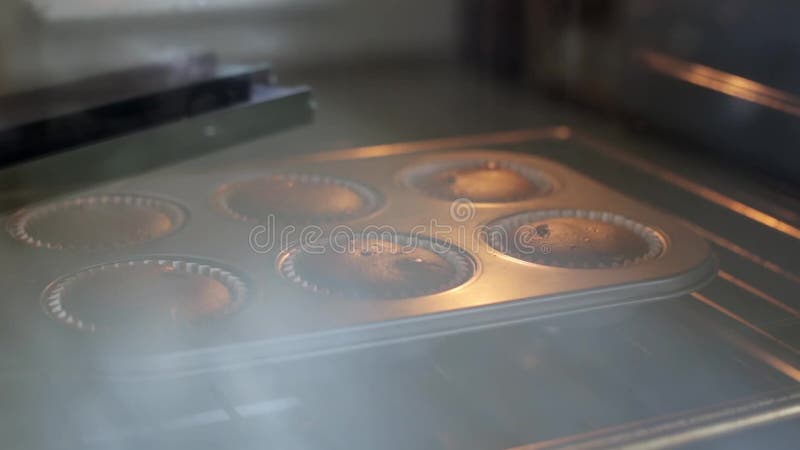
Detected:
left=0, top=147, right=716, bottom=379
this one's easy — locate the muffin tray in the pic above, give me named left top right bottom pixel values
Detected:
left=0, top=148, right=716, bottom=379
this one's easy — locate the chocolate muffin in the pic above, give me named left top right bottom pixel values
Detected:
left=404, top=160, right=552, bottom=202
left=41, top=258, right=249, bottom=334
left=486, top=210, right=663, bottom=268
left=216, top=174, right=381, bottom=225
left=7, top=194, right=185, bottom=250
left=279, top=234, right=474, bottom=298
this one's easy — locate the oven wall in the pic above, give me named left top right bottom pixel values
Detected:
left=0, top=0, right=458, bottom=93
left=461, top=0, right=800, bottom=184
